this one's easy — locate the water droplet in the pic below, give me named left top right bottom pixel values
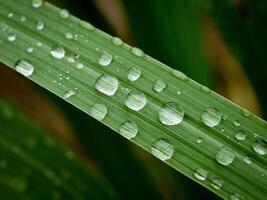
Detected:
left=119, top=121, right=138, bottom=139
left=26, top=47, right=34, bottom=53
left=7, top=12, right=13, bottom=18
left=66, top=56, right=75, bottom=63
left=235, top=130, right=246, bottom=141
left=153, top=80, right=167, bottom=92
left=151, top=138, right=174, bottom=161
left=125, top=91, right=147, bottom=111
left=88, top=103, right=107, bottom=121
left=65, top=32, right=73, bottom=39
left=32, top=0, right=43, bottom=8
left=233, top=120, right=240, bottom=127
left=59, top=9, right=70, bottom=19
left=200, top=85, right=211, bottom=93
left=159, top=102, right=184, bottom=126
left=76, top=63, right=84, bottom=69
left=229, top=193, right=245, bottom=200
left=127, top=67, right=141, bottom=82
left=112, top=37, right=123, bottom=46
left=177, top=90, right=182, bottom=95
left=242, top=109, right=252, bottom=117
left=210, top=178, right=223, bottom=190
left=193, top=168, right=208, bottom=181
left=36, top=20, right=45, bottom=30
left=37, top=42, right=42, bottom=47
left=216, top=147, right=235, bottom=166
left=50, top=45, right=65, bottom=59
left=98, top=52, right=113, bottom=66
left=7, top=33, right=16, bottom=42
left=131, top=47, right=144, bottom=57
left=63, top=90, right=76, bottom=99
left=15, top=59, right=34, bottom=77
left=252, top=139, right=267, bottom=155
left=171, top=69, right=189, bottom=81
left=201, top=107, right=222, bottom=127
left=243, top=156, right=252, bottom=164
left=79, top=20, right=95, bottom=30
left=20, top=16, right=26, bottom=22
left=197, top=137, right=203, bottom=143
left=95, top=74, right=119, bottom=96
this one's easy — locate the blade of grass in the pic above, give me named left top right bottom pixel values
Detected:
left=0, top=0, right=266, bottom=199
left=0, top=99, right=118, bottom=199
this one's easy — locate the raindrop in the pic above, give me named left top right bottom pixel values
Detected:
left=26, top=47, right=34, bottom=53
left=159, top=102, right=184, bottom=126
left=201, top=107, right=222, bottom=127
left=171, top=69, right=189, bottom=81
left=79, top=20, right=95, bottom=30
left=151, top=138, right=174, bottom=161
left=36, top=20, right=45, bottom=30
left=63, top=90, right=76, bottom=99
left=75, top=63, right=84, bottom=69
left=210, top=178, right=223, bottom=190
left=66, top=56, right=75, bottom=63
left=193, top=168, right=208, bottom=181
left=119, top=121, right=138, bottom=139
left=50, top=45, right=65, bottom=59
left=7, top=33, right=16, bottom=42
left=65, top=32, right=73, bottom=39
left=235, top=130, right=246, bottom=141
left=59, top=9, right=70, bottom=19
left=32, top=0, right=43, bottom=8
left=95, top=74, right=119, bottom=96
left=15, top=59, right=34, bottom=77
left=7, top=12, right=13, bottom=18
left=243, top=156, right=252, bottom=164
left=153, top=80, right=167, bottom=92
left=98, top=52, right=113, bottom=66
left=216, top=147, right=235, bottom=166
left=88, top=103, right=107, bottom=121
left=112, top=37, right=123, bottom=46
left=229, top=193, right=245, bottom=200
left=177, top=90, right=182, bottom=95
left=125, top=91, right=147, bottom=111
left=127, top=67, right=141, bottom=82
left=131, top=47, right=144, bottom=57
left=252, top=139, right=267, bottom=155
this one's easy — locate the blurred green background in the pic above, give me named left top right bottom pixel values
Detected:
left=0, top=0, right=266, bottom=199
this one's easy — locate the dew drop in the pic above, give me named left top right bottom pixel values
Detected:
left=75, top=63, right=84, bottom=69
left=26, top=47, right=34, bottom=53
left=119, top=121, right=138, bottom=139
left=177, top=90, right=182, bottom=95
left=127, top=67, right=141, bottom=82
left=63, top=90, right=76, bottom=99
left=200, top=85, right=211, bottom=93
left=95, top=74, right=119, bottom=96
left=125, top=91, right=147, bottom=111
left=98, top=52, right=113, bottom=66
left=171, top=69, right=189, bottom=81
left=193, top=168, right=208, bottom=181
left=66, top=56, right=75, bottom=63
left=32, top=0, right=43, bottom=8
left=252, top=139, right=267, bottom=155
left=112, top=37, right=123, bottom=46
left=216, top=147, right=235, bottom=166
left=20, top=16, right=26, bottom=22
left=88, top=103, right=107, bottom=121
left=197, top=137, right=203, bottom=144
left=210, top=178, right=223, bottom=190
left=131, top=47, right=144, bottom=57
left=7, top=12, right=13, bottom=18
left=50, top=45, right=65, bottom=59
left=7, top=33, right=16, bottom=42
left=151, top=138, right=174, bottom=161
left=65, top=32, right=73, bottom=39
left=15, top=59, right=34, bottom=77
left=79, top=20, right=95, bottom=30
left=159, top=102, right=184, bottom=126
left=235, top=130, right=246, bottom=141
left=229, top=192, right=245, bottom=200
left=201, top=107, right=222, bottom=127
left=36, top=20, right=45, bottom=30
left=243, top=156, right=252, bottom=164
left=153, top=80, right=167, bottom=92
left=59, top=9, right=70, bottom=19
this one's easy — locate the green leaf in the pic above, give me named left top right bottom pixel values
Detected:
left=0, top=99, right=117, bottom=199
left=0, top=0, right=266, bottom=199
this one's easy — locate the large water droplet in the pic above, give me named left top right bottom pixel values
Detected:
left=50, top=45, right=65, bottom=59
left=125, top=91, right=147, bottom=111
left=63, top=90, right=76, bottom=99
left=252, top=139, right=267, bottom=155
left=119, top=121, right=138, bottom=139
left=112, top=37, right=123, bottom=46
left=210, top=178, right=223, bottom=190
left=193, top=168, right=208, bottom=181
left=127, top=67, right=141, bottom=82
left=88, top=103, right=107, bottom=121
left=131, top=47, right=144, bottom=57
left=59, top=9, right=70, bottom=19
left=229, top=193, right=245, bottom=200
left=15, top=59, right=34, bottom=77
left=159, top=102, right=184, bottom=126
left=216, top=147, right=235, bottom=166
left=95, top=74, right=119, bottom=96
left=36, top=20, right=45, bottom=30
left=98, top=52, right=113, bottom=66
left=235, top=130, right=246, bottom=141
left=151, top=138, right=174, bottom=161
left=201, top=107, right=222, bottom=127
left=32, top=0, right=43, bottom=8
left=7, top=33, right=16, bottom=42
left=153, top=80, right=167, bottom=92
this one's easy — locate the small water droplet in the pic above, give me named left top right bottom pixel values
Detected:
left=201, top=107, right=222, bottom=127
left=76, top=63, right=84, bottom=69
left=131, top=47, right=144, bottom=57
left=7, top=33, right=16, bottom=42
left=153, top=80, right=167, bottom=92
left=37, top=42, right=42, bottom=46
left=66, top=56, right=75, bottom=63
left=7, top=12, right=13, bottom=18
left=151, top=138, right=174, bottom=161
left=79, top=20, right=95, bottom=30
left=197, top=137, right=203, bottom=143
left=15, top=59, right=34, bottom=77
left=216, top=147, right=235, bottom=166
left=20, top=16, right=26, bottom=22
left=36, top=20, right=45, bottom=30
left=193, top=168, right=208, bottom=181
left=229, top=192, right=245, bottom=200
left=59, top=9, right=70, bottom=19
left=125, top=91, right=147, bottom=111
left=242, top=109, right=252, bottom=117
left=210, top=178, right=223, bottom=190
left=235, top=130, right=246, bottom=141
left=50, top=45, right=65, bottom=59
left=177, top=90, right=182, bottom=95
left=233, top=120, right=240, bottom=127
left=171, top=69, right=189, bottom=81
left=119, top=121, right=138, bottom=139
left=65, top=32, right=73, bottom=39
left=63, top=90, right=76, bottom=99
left=127, top=67, right=141, bottom=82
left=95, top=74, right=119, bottom=96
left=26, top=47, right=34, bottom=53
left=111, top=37, right=123, bottom=46
left=200, top=85, right=211, bottom=93
left=159, top=102, right=184, bottom=126
left=98, top=52, right=113, bottom=66
left=243, top=156, right=252, bottom=164
left=88, top=103, right=107, bottom=121
left=252, top=139, right=267, bottom=155
left=32, top=0, right=43, bottom=8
